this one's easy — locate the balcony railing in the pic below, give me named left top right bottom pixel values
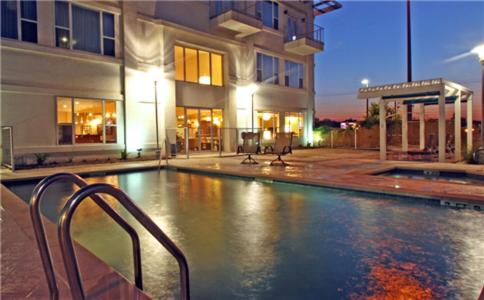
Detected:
left=284, top=23, right=325, bottom=44
left=209, top=0, right=261, bottom=20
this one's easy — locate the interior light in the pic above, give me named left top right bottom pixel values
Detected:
left=63, top=104, right=67, bottom=108
left=263, top=130, right=272, bottom=140
left=292, top=35, right=296, bottom=41
left=88, top=113, right=93, bottom=117
left=61, top=36, right=68, bottom=43
left=199, top=76, right=211, bottom=85
left=262, top=113, right=272, bottom=121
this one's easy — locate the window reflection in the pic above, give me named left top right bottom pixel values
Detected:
left=74, top=100, right=103, bottom=143
left=105, top=101, right=117, bottom=143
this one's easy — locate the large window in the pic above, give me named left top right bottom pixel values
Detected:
left=285, top=60, right=304, bottom=88
left=176, top=107, right=223, bottom=152
left=56, top=97, right=119, bottom=144
left=256, top=1, right=278, bottom=30
left=256, top=53, right=279, bottom=85
left=175, top=45, right=223, bottom=86
left=284, top=112, right=304, bottom=137
left=256, top=111, right=279, bottom=140
left=1, top=0, right=37, bottom=43
left=55, top=1, right=115, bottom=56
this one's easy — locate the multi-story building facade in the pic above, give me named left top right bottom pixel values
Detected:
left=1, top=0, right=339, bottom=164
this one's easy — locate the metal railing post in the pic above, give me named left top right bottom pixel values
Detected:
left=218, top=128, right=222, bottom=157
left=354, top=129, right=358, bottom=150
left=58, top=183, right=190, bottom=300
left=185, top=127, right=189, bottom=159
left=29, top=173, right=143, bottom=300
left=330, top=130, right=334, bottom=148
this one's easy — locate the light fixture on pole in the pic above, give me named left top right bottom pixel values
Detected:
left=361, top=78, right=370, bottom=119
left=471, top=44, right=484, bottom=146
left=148, top=67, right=163, bottom=152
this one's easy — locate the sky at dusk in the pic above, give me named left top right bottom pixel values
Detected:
left=314, top=0, right=484, bottom=121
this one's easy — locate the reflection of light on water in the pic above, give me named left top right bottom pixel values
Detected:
left=234, top=181, right=279, bottom=293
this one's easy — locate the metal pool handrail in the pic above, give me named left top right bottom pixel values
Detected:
left=29, top=173, right=143, bottom=300
left=58, top=183, right=190, bottom=300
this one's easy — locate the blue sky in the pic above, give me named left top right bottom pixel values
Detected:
left=314, top=0, right=484, bottom=121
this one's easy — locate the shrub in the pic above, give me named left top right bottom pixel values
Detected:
left=120, top=150, right=128, bottom=160
left=34, top=153, right=48, bottom=166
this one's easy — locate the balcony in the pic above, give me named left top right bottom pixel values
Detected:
left=284, top=24, right=325, bottom=55
left=209, top=1, right=263, bottom=38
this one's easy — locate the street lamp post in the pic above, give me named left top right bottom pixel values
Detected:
left=361, top=78, right=370, bottom=118
left=471, top=44, right=484, bottom=146
left=154, top=80, right=160, bottom=151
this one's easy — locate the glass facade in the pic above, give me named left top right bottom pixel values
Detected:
left=256, top=1, right=278, bottom=29
left=1, top=0, right=37, bottom=43
left=256, top=111, right=280, bottom=141
left=175, top=45, right=223, bottom=86
left=256, top=53, right=279, bottom=85
left=55, top=1, right=115, bottom=56
left=176, top=107, right=223, bottom=152
left=285, top=60, right=304, bottom=88
left=56, top=97, right=119, bottom=144
left=284, top=112, right=304, bottom=137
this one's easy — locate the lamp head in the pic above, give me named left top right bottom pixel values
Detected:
left=361, top=78, right=369, bottom=86
left=148, top=67, right=163, bottom=81
left=471, top=44, right=484, bottom=63
left=247, top=83, right=259, bottom=95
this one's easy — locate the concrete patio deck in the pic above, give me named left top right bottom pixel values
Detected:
left=1, top=148, right=483, bottom=299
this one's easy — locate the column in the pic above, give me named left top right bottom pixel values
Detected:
left=467, top=94, right=473, bottom=153
left=401, top=103, right=408, bottom=152
left=454, top=90, right=462, bottom=160
left=379, top=98, right=387, bottom=160
left=438, top=88, right=446, bottom=162
left=419, top=104, right=425, bottom=150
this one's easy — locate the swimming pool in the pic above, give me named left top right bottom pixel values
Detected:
left=6, top=169, right=484, bottom=299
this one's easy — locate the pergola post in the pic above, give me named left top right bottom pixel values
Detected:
left=467, top=94, right=473, bottom=153
left=401, top=103, right=408, bottom=152
left=454, top=90, right=462, bottom=160
left=438, top=87, right=446, bottom=162
left=419, top=104, right=425, bottom=150
left=379, top=98, right=387, bottom=160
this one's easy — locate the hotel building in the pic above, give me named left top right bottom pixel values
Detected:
left=1, top=0, right=339, bottom=164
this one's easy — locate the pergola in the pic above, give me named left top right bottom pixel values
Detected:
left=357, top=78, right=474, bottom=162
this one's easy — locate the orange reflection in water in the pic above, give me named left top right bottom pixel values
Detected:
left=365, top=264, right=434, bottom=300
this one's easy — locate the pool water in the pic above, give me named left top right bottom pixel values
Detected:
left=6, top=170, right=484, bottom=299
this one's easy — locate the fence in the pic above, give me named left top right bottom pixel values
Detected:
left=165, top=127, right=302, bottom=158
left=1, top=126, right=15, bottom=171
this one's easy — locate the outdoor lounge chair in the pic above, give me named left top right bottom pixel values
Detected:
left=270, top=132, right=293, bottom=166
left=237, top=132, right=261, bottom=164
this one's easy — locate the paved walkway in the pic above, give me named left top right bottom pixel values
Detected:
left=1, top=148, right=483, bottom=299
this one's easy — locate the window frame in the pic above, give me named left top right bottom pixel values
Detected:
left=54, top=1, right=115, bottom=56
left=55, top=96, right=120, bottom=145
left=174, top=45, right=224, bottom=87
left=284, top=59, right=304, bottom=89
left=256, top=52, right=280, bottom=85
left=1, top=0, right=38, bottom=43
left=256, top=0, right=278, bottom=30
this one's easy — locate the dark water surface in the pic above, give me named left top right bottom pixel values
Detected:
left=7, top=170, right=484, bottom=299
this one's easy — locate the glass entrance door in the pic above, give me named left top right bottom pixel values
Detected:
left=177, top=107, right=223, bottom=152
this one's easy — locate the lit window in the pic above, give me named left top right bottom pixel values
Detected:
left=56, top=97, right=119, bottom=144
left=74, top=100, right=103, bottom=143
left=257, top=111, right=280, bottom=140
left=285, top=60, right=304, bottom=88
left=104, top=101, right=117, bottom=143
left=55, top=1, right=115, bottom=56
left=284, top=112, right=304, bottom=137
left=1, top=0, right=37, bottom=43
left=211, top=53, right=223, bottom=86
left=256, top=53, right=279, bottom=85
left=185, top=48, right=198, bottom=83
left=175, top=46, right=185, bottom=81
left=57, top=97, right=73, bottom=144
left=174, top=45, right=223, bottom=86
left=198, top=50, right=211, bottom=85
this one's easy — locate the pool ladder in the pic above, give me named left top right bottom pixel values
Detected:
left=29, top=172, right=190, bottom=300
